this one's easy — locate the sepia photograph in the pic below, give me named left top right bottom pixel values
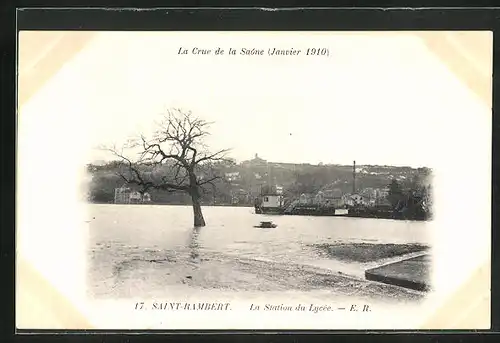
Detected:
left=89, top=111, right=433, bottom=301
left=16, top=29, right=491, bottom=330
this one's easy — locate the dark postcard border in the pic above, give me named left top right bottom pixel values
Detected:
left=14, top=7, right=500, bottom=31
left=4, top=6, right=500, bottom=342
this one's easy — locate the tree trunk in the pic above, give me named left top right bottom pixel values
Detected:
left=191, top=193, right=206, bottom=227
left=188, top=171, right=206, bottom=227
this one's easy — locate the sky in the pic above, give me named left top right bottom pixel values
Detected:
left=18, top=31, right=491, bottom=168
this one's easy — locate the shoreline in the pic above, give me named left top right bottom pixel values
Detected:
left=89, top=202, right=254, bottom=208
left=88, top=202, right=429, bottom=221
left=89, top=244, right=427, bottom=300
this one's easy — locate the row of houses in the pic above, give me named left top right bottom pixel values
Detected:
left=114, top=186, right=152, bottom=204
left=297, top=187, right=391, bottom=208
left=230, top=185, right=284, bottom=205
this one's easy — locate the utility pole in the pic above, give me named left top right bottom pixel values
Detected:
left=352, top=160, right=356, bottom=194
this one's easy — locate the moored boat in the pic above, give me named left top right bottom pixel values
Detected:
left=254, top=221, right=278, bottom=228
left=254, top=187, right=285, bottom=214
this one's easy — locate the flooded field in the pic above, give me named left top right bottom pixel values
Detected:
left=88, top=204, right=431, bottom=301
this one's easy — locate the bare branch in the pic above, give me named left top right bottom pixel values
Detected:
left=197, top=175, right=221, bottom=186
left=196, top=148, right=231, bottom=165
left=104, top=108, right=231, bottom=202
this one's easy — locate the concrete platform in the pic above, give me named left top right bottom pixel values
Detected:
left=365, top=255, right=431, bottom=291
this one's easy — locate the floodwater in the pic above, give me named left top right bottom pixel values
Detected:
left=88, top=204, right=431, bottom=301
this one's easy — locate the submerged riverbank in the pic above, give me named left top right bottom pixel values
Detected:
left=311, top=243, right=429, bottom=263
left=89, top=245, right=426, bottom=301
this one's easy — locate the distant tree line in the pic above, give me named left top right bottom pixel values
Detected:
left=386, top=177, right=432, bottom=220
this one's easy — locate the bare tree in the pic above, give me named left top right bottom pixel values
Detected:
left=105, top=109, right=230, bottom=227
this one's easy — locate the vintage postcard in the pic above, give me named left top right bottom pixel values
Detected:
left=16, top=30, right=491, bottom=330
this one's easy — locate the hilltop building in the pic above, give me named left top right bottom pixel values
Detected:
left=242, top=153, right=268, bottom=167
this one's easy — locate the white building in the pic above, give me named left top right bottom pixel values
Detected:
left=225, top=172, right=240, bottom=182
left=114, top=186, right=131, bottom=204
left=114, top=186, right=152, bottom=204
left=129, top=191, right=142, bottom=204
left=314, top=189, right=344, bottom=207
left=360, top=187, right=376, bottom=199
left=343, top=193, right=371, bottom=207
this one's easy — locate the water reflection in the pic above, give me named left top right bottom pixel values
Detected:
left=188, top=226, right=201, bottom=263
